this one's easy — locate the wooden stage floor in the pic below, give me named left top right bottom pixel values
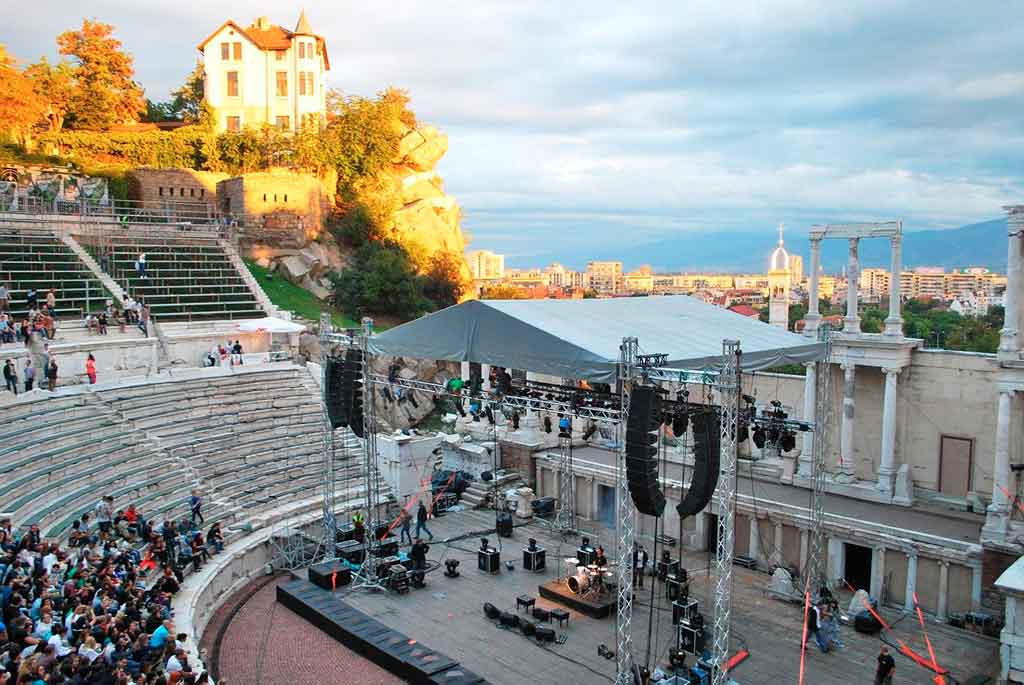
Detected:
left=331, top=510, right=997, bottom=684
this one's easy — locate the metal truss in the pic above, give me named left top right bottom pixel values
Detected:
left=807, top=324, right=834, bottom=595
left=615, top=337, right=638, bottom=684
left=711, top=340, right=741, bottom=685
left=319, top=313, right=338, bottom=559
left=554, top=434, right=575, bottom=533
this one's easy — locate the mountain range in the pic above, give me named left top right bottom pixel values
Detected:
left=582, top=217, right=1009, bottom=274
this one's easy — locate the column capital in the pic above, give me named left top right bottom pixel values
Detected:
left=809, top=236, right=823, bottom=246
left=938, top=559, right=950, bottom=568
left=803, top=361, right=816, bottom=369
left=882, top=367, right=901, bottom=377
left=840, top=362, right=856, bottom=372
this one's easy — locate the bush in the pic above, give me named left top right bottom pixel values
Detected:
left=331, top=240, right=430, bottom=321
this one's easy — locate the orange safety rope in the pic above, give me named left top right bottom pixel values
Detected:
left=913, top=592, right=947, bottom=685
left=798, top=586, right=810, bottom=685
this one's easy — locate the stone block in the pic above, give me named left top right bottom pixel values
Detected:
left=301, top=275, right=331, bottom=302
left=404, top=129, right=448, bottom=172
left=278, top=255, right=313, bottom=285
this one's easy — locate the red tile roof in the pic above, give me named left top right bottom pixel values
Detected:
left=197, top=19, right=330, bottom=69
left=728, top=304, right=760, bottom=318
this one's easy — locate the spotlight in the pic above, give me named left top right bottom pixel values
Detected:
left=544, top=416, right=552, bottom=433
left=671, top=410, right=688, bottom=437
left=528, top=538, right=537, bottom=551
left=480, top=537, right=489, bottom=551
left=558, top=416, right=571, bottom=438
left=780, top=431, right=797, bottom=453
left=444, top=559, right=461, bottom=577
left=505, top=560, right=514, bottom=572
left=512, top=412, right=520, bottom=430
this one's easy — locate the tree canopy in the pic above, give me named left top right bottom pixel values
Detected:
left=0, top=46, right=45, bottom=146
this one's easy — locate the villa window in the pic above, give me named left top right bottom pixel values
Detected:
left=158, top=187, right=163, bottom=197
left=275, top=50, right=286, bottom=61
left=275, top=116, right=290, bottom=130
left=226, top=71, right=239, bottom=97
left=220, top=43, right=230, bottom=60
left=276, top=71, right=288, bottom=97
left=298, top=42, right=306, bottom=59
left=283, top=194, right=288, bottom=203
left=190, top=188, right=195, bottom=197
left=226, top=116, right=240, bottom=131
left=232, top=42, right=242, bottom=60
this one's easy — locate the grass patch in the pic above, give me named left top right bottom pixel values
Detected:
left=244, top=258, right=359, bottom=329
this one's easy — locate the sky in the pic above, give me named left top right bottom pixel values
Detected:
left=4, top=1, right=1024, bottom=267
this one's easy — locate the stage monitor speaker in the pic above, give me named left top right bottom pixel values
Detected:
left=520, top=620, right=536, bottom=637
left=625, top=385, right=666, bottom=517
left=483, top=603, right=500, bottom=620
left=677, top=409, right=720, bottom=519
left=535, top=626, right=556, bottom=643
left=496, top=512, right=514, bottom=538
left=499, top=611, right=519, bottom=628
left=325, top=357, right=350, bottom=429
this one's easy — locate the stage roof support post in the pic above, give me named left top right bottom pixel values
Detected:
left=615, top=336, right=638, bottom=684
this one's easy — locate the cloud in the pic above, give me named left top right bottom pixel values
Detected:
left=4, top=0, right=1023, bottom=264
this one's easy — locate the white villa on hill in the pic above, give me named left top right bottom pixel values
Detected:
left=197, top=11, right=330, bottom=133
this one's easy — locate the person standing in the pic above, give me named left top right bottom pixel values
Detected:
left=85, top=353, right=97, bottom=384
left=409, top=538, right=429, bottom=571
left=26, top=287, right=37, bottom=310
left=46, top=288, right=56, bottom=312
left=140, top=304, right=150, bottom=337
left=47, top=357, right=58, bottom=391
left=875, top=645, right=895, bottom=684
left=189, top=490, right=204, bottom=527
left=3, top=359, right=17, bottom=395
left=0, top=282, right=8, bottom=312
left=399, top=508, right=413, bottom=545
left=633, top=543, right=648, bottom=589
left=136, top=252, right=147, bottom=279
left=23, top=358, right=34, bottom=391
left=415, top=501, right=433, bottom=541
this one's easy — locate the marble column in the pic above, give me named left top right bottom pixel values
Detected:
left=773, top=522, right=783, bottom=566
left=937, top=561, right=949, bottom=621
left=904, top=553, right=918, bottom=613
left=749, top=516, right=761, bottom=565
left=1000, top=209, right=1023, bottom=356
left=987, top=390, right=1014, bottom=532
left=797, top=362, right=817, bottom=478
left=590, top=477, right=599, bottom=523
left=845, top=238, right=861, bottom=334
left=884, top=235, right=904, bottom=336
left=871, top=546, right=886, bottom=600
left=877, top=368, right=900, bottom=494
left=971, top=564, right=983, bottom=611
left=799, top=529, right=809, bottom=569
left=805, top=237, right=822, bottom=336
left=838, top=363, right=856, bottom=480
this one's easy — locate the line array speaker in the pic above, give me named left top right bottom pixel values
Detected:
left=676, top=408, right=720, bottom=519
left=626, top=385, right=666, bottom=517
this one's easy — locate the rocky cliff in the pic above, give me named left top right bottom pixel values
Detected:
left=379, top=123, right=471, bottom=283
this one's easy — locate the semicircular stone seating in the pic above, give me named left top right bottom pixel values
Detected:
left=0, top=365, right=390, bottom=545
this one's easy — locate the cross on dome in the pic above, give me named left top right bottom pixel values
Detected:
left=770, top=222, right=789, bottom=272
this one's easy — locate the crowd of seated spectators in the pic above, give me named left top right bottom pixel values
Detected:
left=0, top=493, right=227, bottom=685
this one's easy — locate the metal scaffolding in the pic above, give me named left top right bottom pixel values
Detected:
left=319, top=312, right=338, bottom=559
left=710, top=340, right=741, bottom=685
left=615, top=337, right=638, bottom=684
left=554, top=434, right=576, bottom=533
left=807, top=324, right=834, bottom=594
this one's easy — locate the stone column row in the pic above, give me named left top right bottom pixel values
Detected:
left=1000, top=206, right=1024, bottom=356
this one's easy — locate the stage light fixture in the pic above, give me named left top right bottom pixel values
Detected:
left=444, top=559, right=460, bottom=577
left=512, top=412, right=520, bottom=430
left=544, top=416, right=552, bottom=433
left=752, top=426, right=767, bottom=449
left=780, top=430, right=797, bottom=453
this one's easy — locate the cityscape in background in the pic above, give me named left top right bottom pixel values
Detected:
left=467, top=226, right=1008, bottom=328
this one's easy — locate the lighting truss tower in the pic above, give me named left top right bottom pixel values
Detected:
left=554, top=434, right=575, bottom=533
left=319, top=312, right=338, bottom=558
left=351, top=317, right=387, bottom=592
left=710, top=340, right=741, bottom=685
left=615, top=337, right=638, bottom=685
left=807, top=324, right=833, bottom=594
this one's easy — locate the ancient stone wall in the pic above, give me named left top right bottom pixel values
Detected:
left=128, top=168, right=227, bottom=209
left=219, top=167, right=337, bottom=246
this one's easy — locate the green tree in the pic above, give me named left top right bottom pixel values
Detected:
left=422, top=250, right=467, bottom=309
left=480, top=285, right=529, bottom=300
left=57, top=20, right=144, bottom=130
left=170, top=62, right=204, bottom=123
left=141, top=99, right=174, bottom=122
left=331, top=240, right=429, bottom=321
left=24, top=57, right=75, bottom=133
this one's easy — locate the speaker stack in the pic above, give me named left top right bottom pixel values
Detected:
left=677, top=409, right=721, bottom=519
left=626, top=385, right=666, bottom=517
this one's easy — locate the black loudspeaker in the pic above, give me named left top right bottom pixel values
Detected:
left=535, top=626, right=556, bottom=643
left=308, top=561, right=352, bottom=590
left=325, top=357, right=349, bottom=429
left=677, top=409, right=720, bottom=519
left=520, top=620, right=536, bottom=637
left=853, top=610, right=883, bottom=634
left=499, top=611, right=520, bottom=628
left=483, top=603, right=500, bottom=619
left=626, top=385, right=666, bottom=516
left=344, top=348, right=365, bottom=438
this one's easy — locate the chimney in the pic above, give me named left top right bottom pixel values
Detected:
left=255, top=16, right=270, bottom=30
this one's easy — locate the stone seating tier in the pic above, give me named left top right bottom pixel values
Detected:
left=0, top=230, right=108, bottom=319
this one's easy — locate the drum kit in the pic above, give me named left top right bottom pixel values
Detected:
left=564, top=558, right=615, bottom=598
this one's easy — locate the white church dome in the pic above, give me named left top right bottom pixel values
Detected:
left=769, top=223, right=789, bottom=272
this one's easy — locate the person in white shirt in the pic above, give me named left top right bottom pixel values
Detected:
left=47, top=624, right=74, bottom=658
left=136, top=253, right=147, bottom=279
left=166, top=648, right=187, bottom=673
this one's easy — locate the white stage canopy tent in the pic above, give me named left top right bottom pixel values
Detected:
left=369, top=296, right=826, bottom=383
